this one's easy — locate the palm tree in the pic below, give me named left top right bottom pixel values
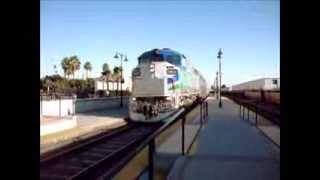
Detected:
left=61, top=57, right=72, bottom=79
left=113, top=66, right=121, bottom=96
left=69, top=56, right=81, bottom=79
left=102, top=63, right=111, bottom=94
left=84, top=62, right=92, bottom=79
left=44, top=78, right=53, bottom=94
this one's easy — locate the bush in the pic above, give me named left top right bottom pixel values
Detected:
left=40, top=76, right=132, bottom=98
left=40, top=76, right=95, bottom=97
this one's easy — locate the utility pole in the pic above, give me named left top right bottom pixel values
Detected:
left=217, top=49, right=223, bottom=108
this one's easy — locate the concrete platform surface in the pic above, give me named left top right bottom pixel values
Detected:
left=40, top=116, right=77, bottom=136
left=258, top=126, right=280, bottom=147
left=40, top=107, right=128, bottom=155
left=167, top=96, right=280, bottom=180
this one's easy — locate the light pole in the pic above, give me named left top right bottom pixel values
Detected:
left=216, top=71, right=219, bottom=100
left=114, top=52, right=128, bottom=108
left=217, top=49, right=223, bottom=108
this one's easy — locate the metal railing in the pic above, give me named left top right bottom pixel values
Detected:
left=236, top=98, right=280, bottom=127
left=104, top=97, right=209, bottom=180
left=236, top=98, right=280, bottom=149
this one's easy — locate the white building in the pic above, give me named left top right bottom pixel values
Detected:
left=231, top=78, right=280, bottom=91
left=94, top=76, right=132, bottom=92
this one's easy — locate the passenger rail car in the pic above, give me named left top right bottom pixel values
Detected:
left=129, top=48, right=207, bottom=122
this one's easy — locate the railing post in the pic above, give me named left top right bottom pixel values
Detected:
left=247, top=105, right=250, bottom=122
left=40, top=95, right=42, bottom=116
left=73, top=96, right=76, bottom=115
left=59, top=97, right=61, bottom=117
left=255, top=106, right=258, bottom=126
left=242, top=104, right=245, bottom=120
left=182, top=116, right=185, bottom=155
left=148, top=139, right=155, bottom=180
left=239, top=104, right=241, bottom=118
left=202, top=102, right=205, bottom=120
left=206, top=101, right=208, bottom=119
left=200, top=102, right=203, bottom=123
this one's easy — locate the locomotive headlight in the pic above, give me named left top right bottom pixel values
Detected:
left=132, top=68, right=141, bottom=77
left=150, top=64, right=155, bottom=73
left=167, top=68, right=177, bottom=75
left=132, top=97, right=136, bottom=101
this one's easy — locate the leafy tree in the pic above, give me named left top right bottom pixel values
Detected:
left=44, top=78, right=53, bottom=93
left=83, top=61, right=92, bottom=79
left=40, top=74, right=96, bottom=97
left=69, top=56, right=81, bottom=79
left=102, top=63, right=112, bottom=93
left=61, top=56, right=81, bottom=79
left=113, top=66, right=122, bottom=96
left=40, top=79, right=43, bottom=90
left=61, top=57, right=72, bottom=78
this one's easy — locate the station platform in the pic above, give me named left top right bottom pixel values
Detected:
left=40, top=116, right=77, bottom=136
left=167, top=96, right=280, bottom=180
left=40, top=107, right=128, bottom=155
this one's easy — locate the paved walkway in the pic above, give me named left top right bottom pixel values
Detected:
left=168, top=96, right=280, bottom=180
left=40, top=107, right=128, bottom=155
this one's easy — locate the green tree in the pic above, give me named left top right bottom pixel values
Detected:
left=61, top=57, right=72, bottom=79
left=84, top=61, right=92, bottom=79
left=102, top=63, right=112, bottom=94
left=113, top=66, right=121, bottom=96
left=61, top=56, right=81, bottom=79
left=69, top=56, right=81, bottom=79
left=44, top=78, right=53, bottom=94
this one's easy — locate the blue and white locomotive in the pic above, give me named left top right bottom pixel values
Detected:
left=129, top=48, right=207, bottom=122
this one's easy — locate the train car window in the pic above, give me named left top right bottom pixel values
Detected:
left=272, top=79, right=278, bottom=84
left=132, top=68, right=141, bottom=77
left=166, top=55, right=181, bottom=66
left=138, top=49, right=182, bottom=66
left=138, top=51, right=163, bottom=64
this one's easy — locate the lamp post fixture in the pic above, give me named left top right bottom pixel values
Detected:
left=217, top=48, right=223, bottom=108
left=114, top=52, right=128, bottom=108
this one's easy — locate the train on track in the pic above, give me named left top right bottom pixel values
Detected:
left=129, top=48, right=207, bottom=122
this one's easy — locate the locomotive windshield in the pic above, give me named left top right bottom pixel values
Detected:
left=138, top=49, right=182, bottom=66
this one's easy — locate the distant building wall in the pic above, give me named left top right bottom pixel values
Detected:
left=231, top=78, right=280, bottom=91
left=75, top=96, right=129, bottom=113
left=40, top=99, right=75, bottom=117
left=264, top=78, right=280, bottom=90
left=95, top=81, right=115, bottom=91
left=41, top=97, right=130, bottom=116
left=95, top=77, right=132, bottom=92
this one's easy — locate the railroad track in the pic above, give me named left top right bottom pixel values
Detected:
left=40, top=123, right=162, bottom=180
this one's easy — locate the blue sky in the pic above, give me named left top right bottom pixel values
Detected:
left=40, top=0, right=279, bottom=86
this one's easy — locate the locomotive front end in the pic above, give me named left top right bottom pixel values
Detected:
left=129, top=48, right=182, bottom=122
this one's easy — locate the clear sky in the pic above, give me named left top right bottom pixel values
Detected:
left=40, top=0, right=279, bottom=87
